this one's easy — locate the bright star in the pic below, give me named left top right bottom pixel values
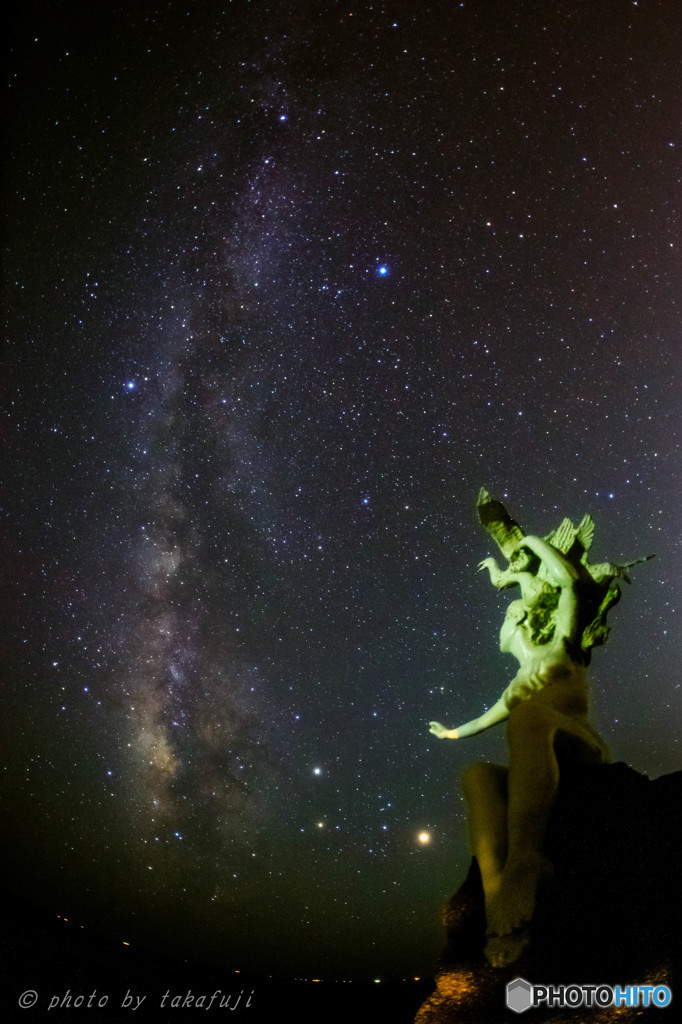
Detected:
left=377, top=265, right=389, bottom=276
left=417, top=831, right=431, bottom=845
left=126, top=381, right=135, bottom=390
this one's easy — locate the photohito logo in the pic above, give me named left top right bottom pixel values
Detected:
left=506, top=977, right=672, bottom=1013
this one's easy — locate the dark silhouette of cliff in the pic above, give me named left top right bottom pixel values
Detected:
left=415, top=763, right=681, bottom=1023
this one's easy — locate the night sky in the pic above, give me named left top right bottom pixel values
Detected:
left=3, top=0, right=681, bottom=987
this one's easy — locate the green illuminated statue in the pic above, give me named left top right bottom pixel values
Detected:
left=429, top=489, right=652, bottom=968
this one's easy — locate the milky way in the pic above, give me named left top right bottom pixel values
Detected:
left=4, top=0, right=681, bottom=983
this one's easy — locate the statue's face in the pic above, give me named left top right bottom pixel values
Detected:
left=500, top=600, right=527, bottom=653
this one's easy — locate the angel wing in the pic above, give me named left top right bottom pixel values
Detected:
left=476, top=488, right=525, bottom=559
left=544, top=514, right=594, bottom=556
left=575, top=514, right=595, bottom=554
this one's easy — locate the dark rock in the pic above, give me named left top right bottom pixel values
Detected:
left=415, top=763, right=681, bottom=1023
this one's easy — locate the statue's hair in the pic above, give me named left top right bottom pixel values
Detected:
left=580, top=582, right=621, bottom=653
left=524, top=586, right=560, bottom=645
left=523, top=578, right=622, bottom=665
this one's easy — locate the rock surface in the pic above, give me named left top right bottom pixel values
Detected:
left=414, top=763, right=681, bottom=1022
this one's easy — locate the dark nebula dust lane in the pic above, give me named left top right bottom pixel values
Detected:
left=3, top=0, right=680, bottom=984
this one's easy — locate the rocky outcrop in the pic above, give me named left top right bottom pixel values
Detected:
left=415, top=763, right=681, bottom=1022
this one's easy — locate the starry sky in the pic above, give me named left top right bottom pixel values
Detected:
left=3, top=0, right=681, bottom=985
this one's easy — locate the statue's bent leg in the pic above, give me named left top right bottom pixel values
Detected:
left=483, top=702, right=559, bottom=966
left=461, top=762, right=508, bottom=905
left=484, top=701, right=605, bottom=967
left=504, top=701, right=561, bottom=880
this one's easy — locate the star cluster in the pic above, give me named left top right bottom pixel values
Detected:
left=3, top=0, right=680, bottom=983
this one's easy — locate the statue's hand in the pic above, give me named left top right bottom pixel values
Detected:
left=429, top=721, right=459, bottom=740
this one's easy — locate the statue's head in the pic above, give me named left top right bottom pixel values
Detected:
left=500, top=590, right=560, bottom=658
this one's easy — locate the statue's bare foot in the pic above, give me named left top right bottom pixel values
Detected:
left=485, top=852, right=553, bottom=940
left=484, top=926, right=530, bottom=968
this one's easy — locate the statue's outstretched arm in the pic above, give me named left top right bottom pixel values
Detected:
left=429, top=696, right=509, bottom=740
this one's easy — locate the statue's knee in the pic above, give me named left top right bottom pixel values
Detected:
left=462, top=761, right=500, bottom=797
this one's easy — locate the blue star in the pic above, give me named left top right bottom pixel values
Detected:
left=377, top=265, right=389, bottom=277
left=126, top=381, right=136, bottom=391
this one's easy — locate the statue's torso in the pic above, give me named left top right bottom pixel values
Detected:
left=504, top=650, right=610, bottom=761
left=505, top=643, right=590, bottom=719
